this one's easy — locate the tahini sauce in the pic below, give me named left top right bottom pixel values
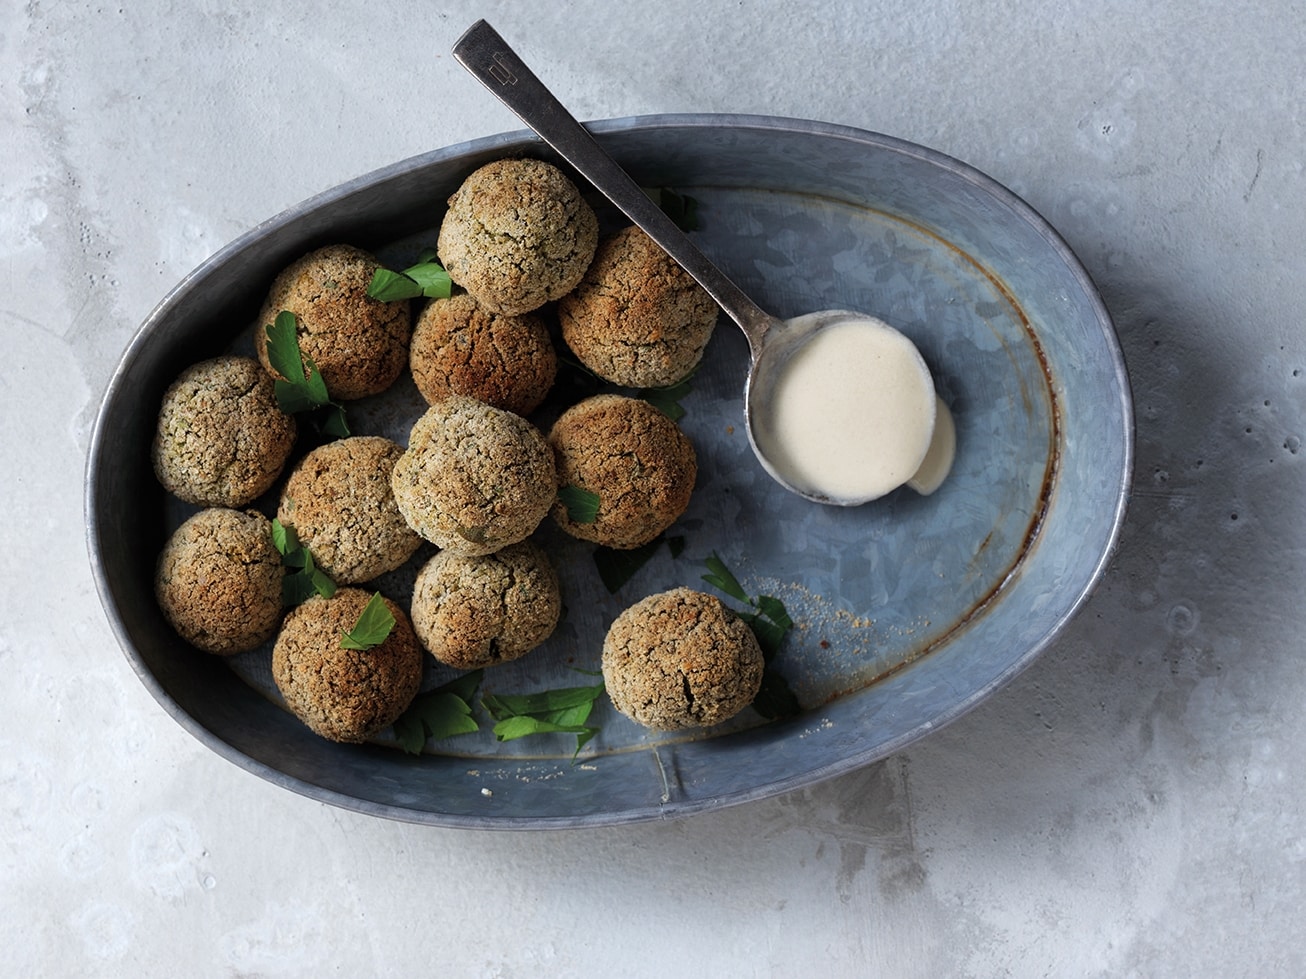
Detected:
left=754, top=315, right=939, bottom=502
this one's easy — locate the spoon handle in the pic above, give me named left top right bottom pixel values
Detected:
left=453, top=19, right=778, bottom=358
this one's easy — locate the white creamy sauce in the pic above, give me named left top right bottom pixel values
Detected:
left=906, top=396, right=956, bottom=496
left=756, top=315, right=939, bottom=502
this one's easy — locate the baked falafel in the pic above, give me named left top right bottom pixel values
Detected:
left=154, top=508, right=284, bottom=655
left=151, top=355, right=297, bottom=507
left=602, top=587, right=764, bottom=731
left=257, top=243, right=412, bottom=400
left=409, top=292, right=557, bottom=415
left=271, top=587, right=423, bottom=743
left=409, top=542, right=561, bottom=670
left=548, top=394, right=697, bottom=549
left=276, top=436, right=422, bottom=584
left=391, top=395, right=556, bottom=556
left=558, top=225, right=718, bottom=388
left=437, top=158, right=599, bottom=315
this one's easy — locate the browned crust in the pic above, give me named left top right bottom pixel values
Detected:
left=390, top=395, right=556, bottom=556
left=548, top=394, right=696, bottom=549
left=277, top=436, right=421, bottom=584
left=409, top=542, right=561, bottom=670
left=558, top=225, right=717, bottom=388
left=151, top=355, right=297, bottom=507
left=256, top=243, right=412, bottom=400
left=154, top=508, right=284, bottom=655
left=602, top=587, right=763, bottom=730
left=271, top=588, right=422, bottom=743
left=437, top=159, right=598, bottom=315
left=409, top=292, right=556, bottom=415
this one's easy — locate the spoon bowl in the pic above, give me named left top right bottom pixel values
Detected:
left=453, top=20, right=943, bottom=506
left=745, top=309, right=938, bottom=504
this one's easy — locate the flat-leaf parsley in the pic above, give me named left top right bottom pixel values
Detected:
left=264, top=311, right=349, bottom=437
left=340, top=591, right=396, bottom=650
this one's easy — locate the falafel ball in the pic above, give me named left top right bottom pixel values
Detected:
left=548, top=394, right=697, bottom=549
left=257, top=243, right=412, bottom=400
left=155, top=508, right=284, bottom=655
left=271, top=587, right=422, bottom=743
left=276, top=436, right=422, bottom=584
left=409, top=292, right=557, bottom=415
left=151, top=355, right=297, bottom=507
left=391, top=395, right=556, bottom=556
left=437, top=159, right=598, bottom=316
left=602, top=587, right=765, bottom=731
left=558, top=225, right=718, bottom=388
left=410, top=542, right=561, bottom=670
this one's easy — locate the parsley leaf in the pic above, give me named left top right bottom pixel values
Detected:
left=367, top=269, right=424, bottom=302
left=751, top=670, right=801, bottom=720
left=701, top=553, right=751, bottom=604
left=482, top=678, right=606, bottom=759
left=340, top=591, right=396, bottom=650
left=558, top=485, right=600, bottom=524
left=367, top=254, right=453, bottom=302
left=637, top=373, right=694, bottom=421
left=593, top=534, right=685, bottom=593
left=264, top=311, right=349, bottom=437
left=391, top=670, right=484, bottom=754
left=701, top=552, right=800, bottom=719
left=270, top=518, right=336, bottom=604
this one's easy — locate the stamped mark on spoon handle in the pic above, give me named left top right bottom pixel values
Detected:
left=452, top=19, right=778, bottom=360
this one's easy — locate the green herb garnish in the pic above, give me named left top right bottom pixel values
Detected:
left=391, top=670, right=483, bottom=754
left=702, top=552, right=799, bottom=719
left=340, top=591, right=396, bottom=650
left=558, top=485, right=601, bottom=524
left=264, top=311, right=349, bottom=437
left=637, top=372, right=694, bottom=421
left=270, top=518, right=336, bottom=604
left=594, top=534, right=685, bottom=593
left=751, top=669, right=801, bottom=721
left=367, top=249, right=453, bottom=302
left=482, top=677, right=606, bottom=759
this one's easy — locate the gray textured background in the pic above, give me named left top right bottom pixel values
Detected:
left=4, top=1, right=1303, bottom=975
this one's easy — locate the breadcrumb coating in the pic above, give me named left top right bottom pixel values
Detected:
left=391, top=395, right=557, bottom=556
left=277, top=436, right=421, bottom=584
left=155, top=508, right=284, bottom=655
left=437, top=159, right=598, bottom=315
left=602, top=587, right=764, bottom=730
left=409, top=542, right=561, bottom=670
left=409, top=292, right=556, bottom=415
left=271, top=588, right=422, bottom=743
left=548, top=394, right=696, bottom=549
left=558, top=225, right=717, bottom=388
left=151, top=355, right=297, bottom=507
left=257, top=243, right=412, bottom=400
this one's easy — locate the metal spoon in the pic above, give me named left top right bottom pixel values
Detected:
left=452, top=20, right=938, bottom=506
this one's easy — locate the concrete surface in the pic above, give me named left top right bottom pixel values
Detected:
left=3, top=1, right=1304, bottom=975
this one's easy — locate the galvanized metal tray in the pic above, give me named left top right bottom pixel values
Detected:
left=87, top=115, right=1132, bottom=828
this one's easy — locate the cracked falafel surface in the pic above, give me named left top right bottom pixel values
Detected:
left=409, top=292, right=556, bottom=415
left=548, top=394, right=697, bottom=549
left=602, top=587, right=764, bottom=730
left=437, top=158, right=598, bottom=315
left=409, top=542, right=561, bottom=670
left=277, top=436, right=422, bottom=585
left=154, top=507, right=284, bottom=655
left=558, top=225, right=718, bottom=388
left=271, top=588, right=422, bottom=743
left=390, top=395, right=557, bottom=556
left=256, top=243, right=412, bottom=400
left=151, top=355, right=297, bottom=507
